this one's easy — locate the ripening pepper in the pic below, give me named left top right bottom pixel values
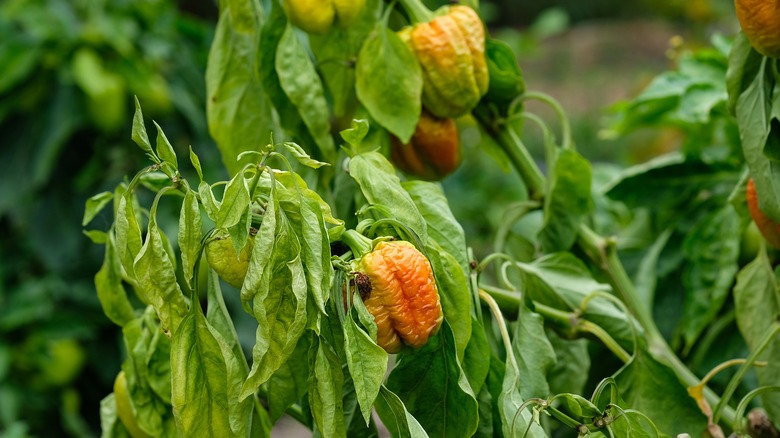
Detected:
left=747, top=178, right=780, bottom=249
left=205, top=230, right=255, bottom=289
left=390, top=109, right=461, bottom=181
left=344, top=231, right=443, bottom=353
left=283, top=0, right=366, bottom=35
left=398, top=5, right=489, bottom=118
left=735, top=0, right=780, bottom=57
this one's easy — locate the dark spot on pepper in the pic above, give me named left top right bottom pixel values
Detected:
left=355, top=272, right=372, bottom=300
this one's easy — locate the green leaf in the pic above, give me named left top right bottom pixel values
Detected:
left=461, top=320, right=490, bottom=396
left=733, top=249, right=780, bottom=421
left=240, top=188, right=308, bottom=399
left=555, top=393, right=601, bottom=420
left=282, top=142, right=330, bottom=169
left=83, top=191, right=113, bottom=226
left=178, top=191, right=202, bottom=290
left=131, top=97, right=155, bottom=162
left=356, top=22, right=422, bottom=143
left=276, top=25, right=336, bottom=163
left=132, top=192, right=188, bottom=335
left=216, top=171, right=250, bottom=230
left=340, top=119, right=370, bottom=150
left=736, top=58, right=780, bottom=222
left=153, top=121, right=178, bottom=171
left=612, top=347, right=707, bottom=435
left=99, top=393, right=129, bottom=438
left=309, top=0, right=380, bottom=116
left=386, top=324, right=478, bottom=438
left=497, top=344, right=547, bottom=437
left=171, top=301, right=232, bottom=437
left=84, top=229, right=108, bottom=244
left=343, top=314, right=388, bottom=425
left=198, top=180, right=221, bottom=222
left=349, top=152, right=427, bottom=240
left=374, top=386, right=429, bottom=438
left=207, top=0, right=276, bottom=175
left=115, top=194, right=143, bottom=280
left=425, top=242, right=471, bottom=361
left=546, top=334, right=590, bottom=396
left=308, top=336, right=347, bottom=438
left=679, top=205, right=740, bottom=350
left=94, top=233, right=136, bottom=327
left=403, top=181, right=469, bottom=271
left=511, top=301, right=556, bottom=400
left=633, top=229, right=673, bottom=309
left=539, top=148, right=593, bottom=252
left=515, top=253, right=636, bottom=349
left=267, top=334, right=310, bottom=423
left=189, top=146, right=204, bottom=181
left=727, top=32, right=762, bottom=116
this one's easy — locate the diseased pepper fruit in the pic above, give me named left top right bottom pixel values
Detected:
left=283, top=0, right=366, bottom=35
left=389, top=109, right=461, bottom=181
left=114, top=371, right=151, bottom=438
left=398, top=4, right=489, bottom=118
left=734, top=0, right=780, bottom=57
left=205, top=229, right=255, bottom=289
left=746, top=178, right=780, bottom=249
left=344, top=231, right=443, bottom=353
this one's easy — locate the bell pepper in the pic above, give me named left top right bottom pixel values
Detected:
left=283, top=0, right=366, bottom=35
left=397, top=4, right=489, bottom=118
left=343, top=230, right=443, bottom=353
left=390, top=109, right=461, bottom=181
left=735, top=0, right=780, bottom=57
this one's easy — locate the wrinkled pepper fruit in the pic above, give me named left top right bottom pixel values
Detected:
left=390, top=109, right=461, bottom=180
left=205, top=230, right=255, bottom=289
left=399, top=5, right=489, bottom=118
left=747, top=178, right=780, bottom=249
left=356, top=241, right=443, bottom=353
left=283, top=0, right=366, bottom=35
left=735, top=0, right=780, bottom=57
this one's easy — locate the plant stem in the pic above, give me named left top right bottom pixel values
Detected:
left=577, top=320, right=631, bottom=363
left=477, top=107, right=738, bottom=427
left=396, top=0, right=434, bottom=23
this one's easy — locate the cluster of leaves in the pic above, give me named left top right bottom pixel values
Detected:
left=0, top=0, right=214, bottom=435
left=82, top=0, right=780, bottom=436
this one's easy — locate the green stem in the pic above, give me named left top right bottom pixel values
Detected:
left=341, top=229, right=374, bottom=259
left=577, top=320, right=631, bottom=363
left=713, top=321, right=780, bottom=423
left=733, top=385, right=780, bottom=435
left=396, top=0, right=435, bottom=23
left=485, top=111, right=738, bottom=427
left=512, top=91, right=573, bottom=150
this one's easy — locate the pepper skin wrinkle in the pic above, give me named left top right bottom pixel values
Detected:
left=735, top=0, right=780, bottom=57
left=358, top=241, right=443, bottom=353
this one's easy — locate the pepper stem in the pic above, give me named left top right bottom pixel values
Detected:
left=342, top=229, right=375, bottom=260
left=396, top=0, right=435, bottom=24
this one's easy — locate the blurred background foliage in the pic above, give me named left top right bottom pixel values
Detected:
left=0, top=0, right=744, bottom=436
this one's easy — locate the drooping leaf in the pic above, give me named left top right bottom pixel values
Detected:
left=343, top=314, right=388, bottom=424
left=355, top=22, right=422, bottom=143
left=216, top=171, right=251, bottom=230
left=538, top=148, right=593, bottom=252
left=733, top=249, right=780, bottom=421
left=83, top=191, right=114, bottom=226
left=282, top=142, right=329, bottom=169
left=206, top=0, right=276, bottom=175
left=94, top=233, right=136, bottom=327
left=308, top=336, right=347, bottom=438
left=115, top=194, right=143, bottom=279
left=374, top=386, right=429, bottom=438
left=240, top=187, right=308, bottom=399
left=170, top=301, right=232, bottom=437
left=349, top=151, right=427, bottom=240
left=178, top=190, right=202, bottom=290
left=267, top=333, right=311, bottom=423
left=679, top=205, right=740, bottom=350
left=511, top=301, right=556, bottom=400
left=386, top=324, right=478, bottom=438
left=275, top=25, right=336, bottom=163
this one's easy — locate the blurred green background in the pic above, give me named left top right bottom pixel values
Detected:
left=0, top=0, right=739, bottom=436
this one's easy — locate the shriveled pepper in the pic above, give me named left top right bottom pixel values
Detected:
left=746, top=178, right=780, bottom=249
left=343, top=230, right=443, bottom=353
left=397, top=3, right=488, bottom=118
left=389, top=109, right=461, bottom=181
left=735, top=0, right=780, bottom=57
left=283, top=0, right=366, bottom=35
left=205, top=229, right=255, bottom=289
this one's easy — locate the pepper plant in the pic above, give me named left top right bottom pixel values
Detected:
left=84, top=0, right=780, bottom=436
